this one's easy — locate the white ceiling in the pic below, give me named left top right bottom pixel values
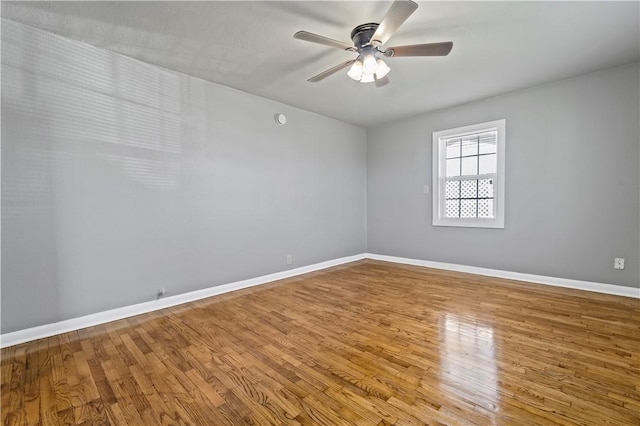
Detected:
left=2, top=1, right=639, bottom=127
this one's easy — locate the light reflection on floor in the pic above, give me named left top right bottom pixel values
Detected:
left=439, top=313, right=499, bottom=423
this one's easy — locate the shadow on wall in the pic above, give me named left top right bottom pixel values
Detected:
left=1, top=19, right=183, bottom=332
left=2, top=18, right=368, bottom=334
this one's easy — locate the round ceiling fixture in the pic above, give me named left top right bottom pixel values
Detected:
left=274, top=113, right=287, bottom=125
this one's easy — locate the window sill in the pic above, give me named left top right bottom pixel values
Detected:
left=432, top=218, right=504, bottom=229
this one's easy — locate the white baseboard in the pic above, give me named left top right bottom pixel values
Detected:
left=365, top=253, right=640, bottom=299
left=0, top=253, right=366, bottom=348
left=3, top=252, right=638, bottom=348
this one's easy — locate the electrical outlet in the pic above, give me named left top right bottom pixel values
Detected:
left=157, top=288, right=167, bottom=297
left=614, top=258, right=625, bottom=270
left=286, top=255, right=293, bottom=265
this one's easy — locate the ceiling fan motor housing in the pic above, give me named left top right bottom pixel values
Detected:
left=351, top=23, right=380, bottom=49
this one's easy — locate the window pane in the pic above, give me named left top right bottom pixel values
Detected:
left=446, top=180, right=460, bottom=199
left=479, top=154, right=497, bottom=174
left=461, top=136, right=478, bottom=157
left=479, top=131, right=497, bottom=154
left=446, top=138, right=461, bottom=159
left=446, top=158, right=460, bottom=177
left=433, top=119, right=504, bottom=228
left=461, top=180, right=477, bottom=198
left=478, top=178, right=494, bottom=198
left=478, top=199, right=494, bottom=218
left=446, top=199, right=460, bottom=218
left=461, top=199, right=477, bottom=218
left=461, top=156, right=478, bottom=176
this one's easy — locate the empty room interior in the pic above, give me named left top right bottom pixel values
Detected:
left=1, top=1, right=639, bottom=425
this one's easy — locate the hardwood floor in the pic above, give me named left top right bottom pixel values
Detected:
left=2, top=259, right=640, bottom=425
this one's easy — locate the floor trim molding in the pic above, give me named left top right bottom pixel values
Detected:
left=3, top=252, right=638, bottom=348
left=366, top=253, right=640, bottom=299
left=0, top=254, right=366, bottom=348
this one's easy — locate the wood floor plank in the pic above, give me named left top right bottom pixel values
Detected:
left=2, top=260, right=639, bottom=425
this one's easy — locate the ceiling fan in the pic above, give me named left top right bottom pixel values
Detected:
left=294, top=0, right=452, bottom=86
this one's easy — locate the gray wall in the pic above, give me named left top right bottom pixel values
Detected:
left=1, top=20, right=367, bottom=333
left=367, top=62, right=640, bottom=289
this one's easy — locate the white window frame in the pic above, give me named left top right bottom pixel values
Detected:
left=432, top=119, right=506, bottom=228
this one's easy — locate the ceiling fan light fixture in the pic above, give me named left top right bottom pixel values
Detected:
left=375, top=58, right=390, bottom=79
left=347, top=59, right=363, bottom=81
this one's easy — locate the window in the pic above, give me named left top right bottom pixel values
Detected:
left=432, top=119, right=505, bottom=228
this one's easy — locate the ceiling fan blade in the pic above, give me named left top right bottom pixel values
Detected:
left=308, top=60, right=356, bottom=83
left=370, top=0, right=418, bottom=45
left=375, top=76, right=391, bottom=88
left=385, top=41, right=453, bottom=57
left=294, top=31, right=355, bottom=51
